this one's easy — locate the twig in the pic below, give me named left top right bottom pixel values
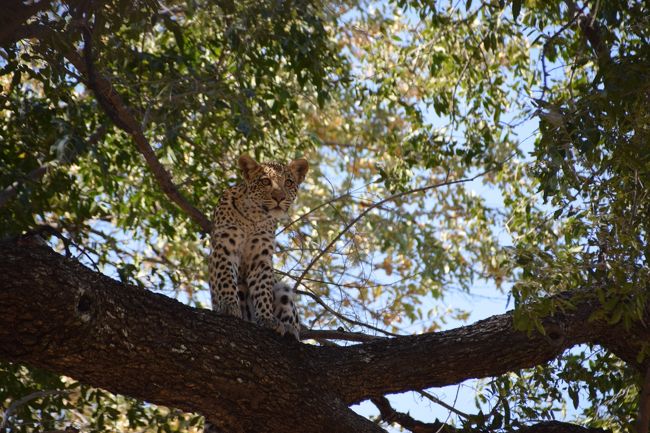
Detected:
left=537, top=5, right=586, bottom=101
left=0, top=389, right=70, bottom=431
left=292, top=168, right=496, bottom=295
left=296, top=289, right=400, bottom=337
left=277, top=179, right=378, bottom=235
left=417, top=390, right=470, bottom=420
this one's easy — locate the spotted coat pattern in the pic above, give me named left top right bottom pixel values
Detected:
left=209, top=155, right=308, bottom=339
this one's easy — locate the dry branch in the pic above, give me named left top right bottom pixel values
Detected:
left=372, top=396, right=610, bottom=433
left=292, top=168, right=497, bottom=293
left=372, top=395, right=457, bottom=433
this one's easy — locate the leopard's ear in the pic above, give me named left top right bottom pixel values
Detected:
left=288, top=158, right=309, bottom=183
left=239, top=154, right=260, bottom=181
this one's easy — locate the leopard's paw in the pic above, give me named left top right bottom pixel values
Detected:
left=216, top=300, right=242, bottom=319
left=282, top=322, right=300, bottom=341
left=256, top=316, right=285, bottom=335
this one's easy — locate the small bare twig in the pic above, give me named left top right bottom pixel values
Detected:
left=537, top=5, right=586, bottom=101
left=297, top=289, right=400, bottom=337
left=292, top=168, right=496, bottom=295
left=417, top=390, right=470, bottom=420
left=277, top=179, right=378, bottom=235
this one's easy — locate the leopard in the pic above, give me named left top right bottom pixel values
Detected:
left=208, top=154, right=308, bottom=339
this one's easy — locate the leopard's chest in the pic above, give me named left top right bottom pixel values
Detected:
left=240, top=223, right=275, bottom=253
left=214, top=215, right=276, bottom=274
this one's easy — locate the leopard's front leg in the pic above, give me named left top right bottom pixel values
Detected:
left=246, top=238, right=284, bottom=335
left=209, top=229, right=243, bottom=318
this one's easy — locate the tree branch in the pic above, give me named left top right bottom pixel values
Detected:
left=372, top=395, right=457, bottom=433
left=297, top=288, right=401, bottom=337
left=517, top=421, right=609, bottom=433
left=9, top=19, right=203, bottom=231
left=0, top=241, right=645, bottom=431
left=1, top=389, right=70, bottom=432
left=300, top=328, right=386, bottom=343
left=637, top=366, right=650, bottom=433
left=315, top=292, right=649, bottom=404
left=372, top=397, right=610, bottom=433
left=417, top=389, right=470, bottom=420
left=61, top=39, right=212, bottom=233
left=292, top=168, right=497, bottom=293
left=0, top=240, right=380, bottom=433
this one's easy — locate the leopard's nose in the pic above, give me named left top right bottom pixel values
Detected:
left=271, top=189, right=286, bottom=202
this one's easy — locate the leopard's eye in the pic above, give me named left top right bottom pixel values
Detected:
left=260, top=178, right=272, bottom=186
left=284, top=179, right=294, bottom=188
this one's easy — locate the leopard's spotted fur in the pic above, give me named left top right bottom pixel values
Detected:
left=209, top=154, right=308, bottom=339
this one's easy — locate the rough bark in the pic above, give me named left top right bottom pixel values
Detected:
left=0, top=240, right=378, bottom=433
left=0, top=240, right=645, bottom=432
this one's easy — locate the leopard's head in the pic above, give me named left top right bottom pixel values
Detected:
left=238, top=154, right=309, bottom=218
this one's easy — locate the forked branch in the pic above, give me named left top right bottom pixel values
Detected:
left=58, top=26, right=212, bottom=233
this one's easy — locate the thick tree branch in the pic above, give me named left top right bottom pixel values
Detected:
left=0, top=240, right=379, bottom=433
left=319, top=291, right=650, bottom=403
left=0, top=241, right=646, bottom=431
left=316, top=302, right=608, bottom=404
left=300, top=328, right=386, bottom=343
